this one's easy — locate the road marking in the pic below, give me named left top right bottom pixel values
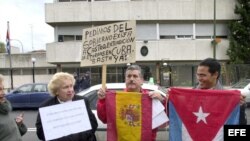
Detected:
left=28, top=128, right=36, bottom=132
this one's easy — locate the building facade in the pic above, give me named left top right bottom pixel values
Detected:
left=0, top=51, right=56, bottom=89
left=45, top=0, right=237, bottom=87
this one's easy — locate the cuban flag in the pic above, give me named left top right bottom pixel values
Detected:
left=6, top=22, right=11, bottom=54
left=169, top=88, right=240, bottom=141
left=106, top=91, right=152, bottom=141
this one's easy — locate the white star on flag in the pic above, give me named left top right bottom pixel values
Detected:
left=193, top=106, right=210, bottom=124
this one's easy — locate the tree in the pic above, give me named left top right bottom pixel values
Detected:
left=227, top=0, right=250, bottom=64
left=0, top=41, right=6, bottom=53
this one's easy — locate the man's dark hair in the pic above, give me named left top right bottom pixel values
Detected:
left=199, top=58, right=221, bottom=79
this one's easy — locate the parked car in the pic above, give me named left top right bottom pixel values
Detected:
left=5, top=83, right=52, bottom=109
left=230, top=79, right=250, bottom=106
left=76, top=83, right=169, bottom=140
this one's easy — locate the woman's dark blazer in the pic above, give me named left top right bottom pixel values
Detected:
left=35, top=95, right=98, bottom=141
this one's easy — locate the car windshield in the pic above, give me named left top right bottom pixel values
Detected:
left=232, top=79, right=250, bottom=89
left=80, top=87, right=91, bottom=93
left=155, top=85, right=168, bottom=94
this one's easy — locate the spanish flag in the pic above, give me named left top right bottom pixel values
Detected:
left=106, top=91, right=152, bottom=141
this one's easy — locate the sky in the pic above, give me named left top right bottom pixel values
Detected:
left=0, top=0, right=54, bottom=53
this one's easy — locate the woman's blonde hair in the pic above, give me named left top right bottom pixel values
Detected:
left=48, top=72, right=75, bottom=96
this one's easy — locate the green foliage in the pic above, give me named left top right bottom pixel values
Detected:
left=227, top=0, right=250, bottom=64
left=0, top=42, right=6, bottom=53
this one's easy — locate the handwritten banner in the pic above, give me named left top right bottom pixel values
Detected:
left=39, top=100, right=92, bottom=141
left=81, top=20, right=136, bottom=67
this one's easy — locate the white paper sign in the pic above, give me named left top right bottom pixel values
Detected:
left=152, top=99, right=169, bottom=129
left=152, top=111, right=169, bottom=129
left=39, top=100, right=92, bottom=141
left=152, top=99, right=165, bottom=118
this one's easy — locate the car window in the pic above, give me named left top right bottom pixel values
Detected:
left=83, top=90, right=98, bottom=110
left=232, top=80, right=250, bottom=89
left=83, top=89, right=124, bottom=110
left=157, top=86, right=167, bottom=95
left=17, top=85, right=33, bottom=93
left=34, top=84, right=47, bottom=92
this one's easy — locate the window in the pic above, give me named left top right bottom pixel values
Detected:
left=79, top=68, right=90, bottom=73
left=17, top=85, right=33, bottom=93
left=90, top=67, right=101, bottom=73
left=62, top=68, right=75, bottom=74
left=58, top=35, right=63, bottom=42
left=0, top=69, right=9, bottom=75
left=159, top=23, right=193, bottom=39
left=107, top=74, right=117, bottom=83
left=196, top=23, right=228, bottom=38
left=63, top=35, right=75, bottom=41
left=91, top=74, right=101, bottom=86
left=107, top=67, right=116, bottom=73
left=160, top=35, right=175, bottom=39
left=48, top=69, right=57, bottom=74
left=136, top=24, right=157, bottom=40
left=35, top=69, right=47, bottom=75
left=76, top=35, right=82, bottom=40
left=196, top=36, right=212, bottom=39
left=13, top=69, right=21, bottom=75
left=176, top=35, right=193, bottom=39
left=58, top=35, right=83, bottom=42
left=33, top=84, right=47, bottom=92
left=59, top=0, right=70, bottom=2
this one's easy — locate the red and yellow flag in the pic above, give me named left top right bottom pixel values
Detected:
left=106, top=91, right=152, bottom=141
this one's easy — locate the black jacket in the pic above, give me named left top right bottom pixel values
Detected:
left=35, top=95, right=98, bottom=141
left=239, top=103, right=247, bottom=125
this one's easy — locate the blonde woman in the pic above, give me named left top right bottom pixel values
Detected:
left=35, top=72, right=97, bottom=141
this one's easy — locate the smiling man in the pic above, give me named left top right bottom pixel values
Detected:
left=194, top=58, right=247, bottom=125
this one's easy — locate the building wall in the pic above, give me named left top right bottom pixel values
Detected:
left=0, top=0, right=240, bottom=89
left=0, top=52, right=56, bottom=89
left=43, top=0, right=239, bottom=87
left=47, top=39, right=229, bottom=63
left=45, top=0, right=237, bottom=22
left=45, top=0, right=236, bottom=63
left=0, top=52, right=55, bottom=68
left=46, top=42, right=82, bottom=63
